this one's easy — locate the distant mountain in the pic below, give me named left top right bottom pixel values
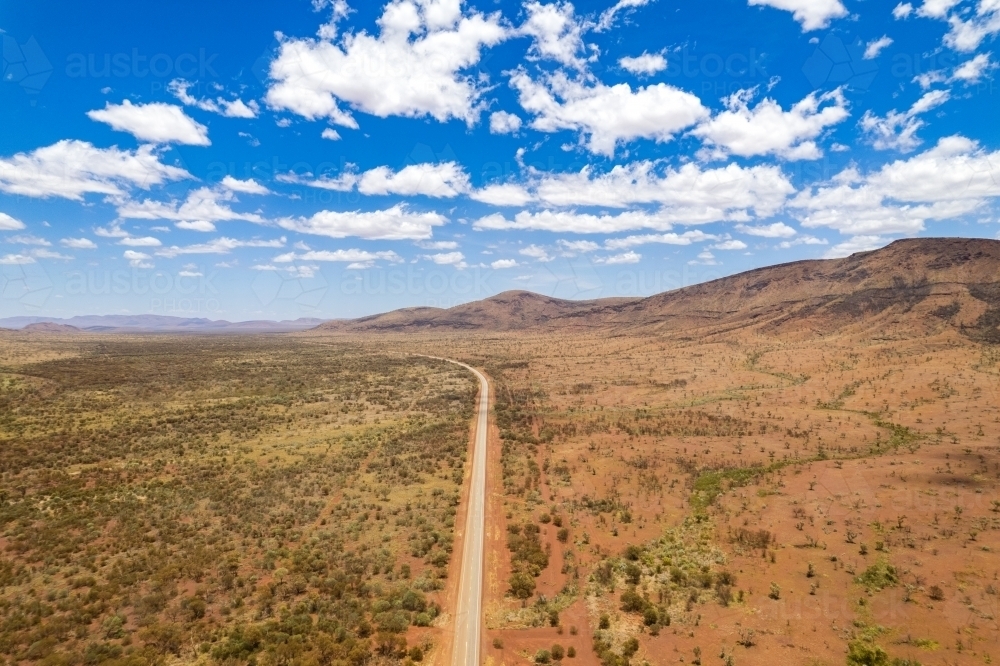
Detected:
left=0, top=315, right=327, bottom=333
left=312, top=238, right=1000, bottom=341
left=22, top=322, right=81, bottom=334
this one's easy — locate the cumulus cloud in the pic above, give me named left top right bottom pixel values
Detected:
left=491, top=258, right=519, bottom=268
left=859, top=89, right=950, bottom=152
left=168, top=79, right=260, bottom=118
left=908, top=0, right=1000, bottom=52
left=557, top=239, right=600, bottom=253
left=824, top=235, right=887, bottom=258
left=221, top=176, right=271, bottom=195
left=118, top=186, right=266, bottom=228
left=277, top=205, right=447, bottom=240
left=489, top=111, right=523, bottom=134
left=424, top=251, right=467, bottom=268
left=273, top=248, right=403, bottom=269
left=791, top=135, right=1000, bottom=235
left=519, top=244, right=553, bottom=261
left=155, top=237, right=287, bottom=258
left=713, top=239, right=749, bottom=250
left=689, top=249, right=719, bottom=265
left=87, top=100, right=211, bottom=145
left=747, top=0, right=848, bottom=31
left=778, top=235, right=828, bottom=248
left=619, top=52, right=667, bottom=74
left=118, top=236, right=162, bottom=247
left=893, top=2, right=914, bottom=18
left=594, top=251, right=641, bottom=264
left=123, top=250, right=154, bottom=268
left=510, top=68, right=708, bottom=156
left=0, top=140, right=189, bottom=200
left=358, top=162, right=470, bottom=197
left=863, top=35, right=894, bottom=59
left=520, top=1, right=589, bottom=69
left=0, top=212, right=26, bottom=230
left=952, top=52, right=997, bottom=83
left=476, top=209, right=733, bottom=234
left=321, top=128, right=343, bottom=141
left=692, top=88, right=849, bottom=160
left=266, top=0, right=508, bottom=126
left=470, top=183, right=534, bottom=206
left=603, top=230, right=717, bottom=249
left=529, top=161, right=793, bottom=218
left=61, top=237, right=98, bottom=249
left=280, top=162, right=471, bottom=198
left=0, top=254, right=35, bottom=265
left=735, top=222, right=798, bottom=237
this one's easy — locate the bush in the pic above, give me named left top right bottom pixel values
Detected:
left=551, top=644, right=565, bottom=660
left=535, top=648, right=552, bottom=664
left=856, top=558, right=899, bottom=592
left=621, top=588, right=647, bottom=613
left=847, top=640, right=889, bottom=666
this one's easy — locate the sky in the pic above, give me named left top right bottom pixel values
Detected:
left=1, top=0, right=999, bottom=321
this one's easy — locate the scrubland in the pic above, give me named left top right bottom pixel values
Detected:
left=0, top=336, right=476, bottom=666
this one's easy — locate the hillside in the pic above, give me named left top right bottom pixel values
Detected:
left=314, top=238, right=1000, bottom=340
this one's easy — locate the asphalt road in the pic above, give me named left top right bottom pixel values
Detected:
left=446, top=360, right=489, bottom=666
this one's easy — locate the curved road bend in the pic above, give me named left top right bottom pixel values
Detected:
left=434, top=358, right=488, bottom=666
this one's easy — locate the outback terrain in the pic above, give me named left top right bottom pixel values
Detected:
left=2, top=237, right=1000, bottom=666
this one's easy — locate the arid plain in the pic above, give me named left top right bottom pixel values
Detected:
left=2, top=238, right=1000, bottom=666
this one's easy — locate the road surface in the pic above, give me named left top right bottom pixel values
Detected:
left=442, top=359, right=489, bottom=666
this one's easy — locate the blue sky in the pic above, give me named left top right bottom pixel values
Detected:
left=1, top=0, right=998, bottom=320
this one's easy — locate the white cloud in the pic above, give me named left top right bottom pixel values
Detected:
left=169, top=79, right=260, bottom=118
left=692, top=88, right=849, bottom=160
left=117, top=186, right=266, bottom=226
left=952, top=52, right=997, bottom=83
left=792, top=135, right=1000, bottom=235
left=689, top=249, right=719, bottom=265
left=619, top=52, right=667, bottom=74
left=476, top=209, right=708, bottom=234
left=87, top=100, right=211, bottom=145
left=60, top=237, right=97, bottom=249
left=280, top=162, right=471, bottom=198
left=0, top=253, right=35, bottom=265
left=123, top=250, right=153, bottom=268
left=176, top=220, right=217, bottom=232
left=274, top=248, right=402, bottom=269
left=469, top=183, right=534, bottom=206
left=491, top=258, right=519, bottom=268
left=276, top=171, right=358, bottom=191
left=917, top=0, right=962, bottom=18
left=7, top=235, right=50, bottom=246
left=118, top=236, right=162, bottom=247
left=529, top=161, right=793, bottom=218
left=557, top=239, right=600, bottom=253
left=520, top=1, right=589, bottom=69
left=266, top=0, right=508, bottom=126
left=0, top=140, right=190, bottom=200
left=778, top=235, right=828, bottom=248
left=519, top=244, right=553, bottom=261
left=221, top=176, right=271, bottom=195
left=747, top=0, right=848, bottom=30
left=29, top=249, right=73, bottom=261
left=713, top=239, right=748, bottom=250
left=735, top=222, right=797, bottom=237
left=155, top=237, right=286, bottom=258
left=0, top=212, right=25, bottom=230
left=863, top=35, right=894, bottom=59
left=859, top=89, right=950, bottom=152
left=416, top=240, right=460, bottom=250
left=893, top=2, right=914, bottom=18
left=595, top=251, right=641, bottom=264
left=603, top=230, right=717, bottom=249
left=597, top=0, right=653, bottom=31
left=358, top=162, right=470, bottom=197
left=321, top=128, right=343, bottom=141
left=824, top=235, right=887, bottom=258
left=489, top=111, right=523, bottom=134
left=424, top=251, right=467, bottom=268
left=510, top=68, right=708, bottom=156
left=278, top=205, right=446, bottom=240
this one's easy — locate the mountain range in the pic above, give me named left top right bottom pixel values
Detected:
left=314, top=238, right=1000, bottom=342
